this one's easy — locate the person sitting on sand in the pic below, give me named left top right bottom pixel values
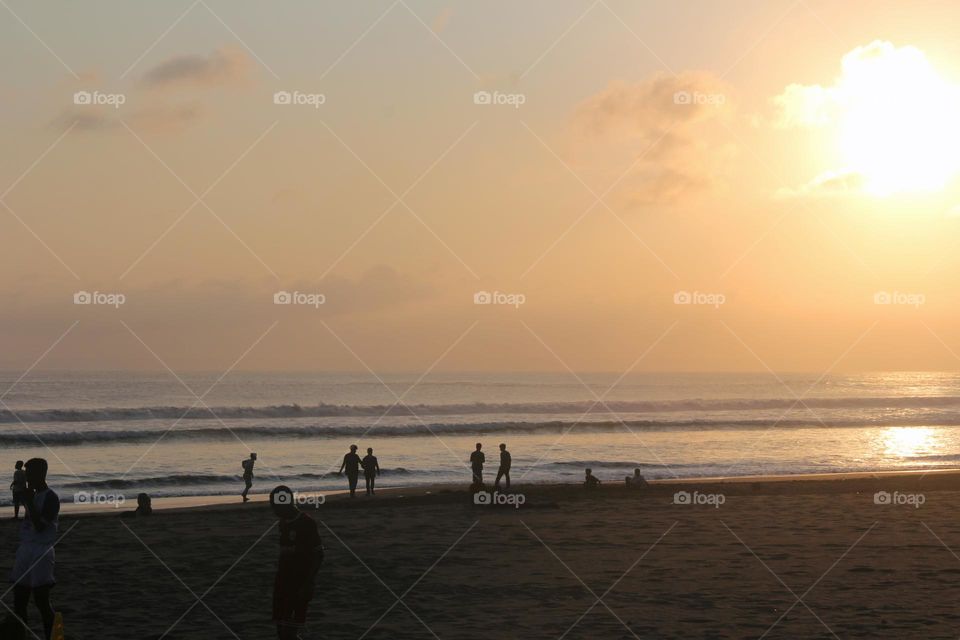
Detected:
left=10, top=460, right=26, bottom=520
left=11, top=458, right=59, bottom=640
left=120, top=493, right=153, bottom=519
left=270, top=486, right=323, bottom=640
left=361, top=447, right=380, bottom=497
left=495, top=443, right=511, bottom=491
left=241, top=452, right=257, bottom=502
left=469, top=443, right=485, bottom=488
left=338, top=445, right=362, bottom=498
left=625, top=468, right=648, bottom=488
left=584, top=468, right=601, bottom=489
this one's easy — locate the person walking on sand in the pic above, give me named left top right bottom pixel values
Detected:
left=494, top=443, right=511, bottom=491
left=11, top=458, right=60, bottom=640
left=470, top=443, right=485, bottom=488
left=270, top=486, right=323, bottom=640
left=361, top=447, right=380, bottom=496
left=241, top=452, right=257, bottom=502
left=10, top=460, right=26, bottom=520
left=338, top=445, right=362, bottom=498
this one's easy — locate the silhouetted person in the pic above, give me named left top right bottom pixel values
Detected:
left=10, top=460, right=26, bottom=520
left=241, top=452, right=257, bottom=502
left=11, top=458, right=59, bottom=640
left=494, top=443, right=511, bottom=490
left=361, top=448, right=380, bottom=496
left=270, top=486, right=322, bottom=640
left=120, top=493, right=153, bottom=520
left=584, top=468, right=601, bottom=489
left=626, top=468, right=648, bottom=488
left=470, top=443, right=485, bottom=488
left=338, top=445, right=362, bottom=497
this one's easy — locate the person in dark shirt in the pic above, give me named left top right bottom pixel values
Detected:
left=494, top=443, right=511, bottom=490
left=584, top=468, right=601, bottom=489
left=469, top=443, right=485, bottom=488
left=338, top=445, right=362, bottom=498
left=10, top=460, right=26, bottom=520
left=270, top=486, right=322, bottom=640
left=11, top=458, right=59, bottom=640
left=241, top=452, right=257, bottom=502
left=361, top=448, right=380, bottom=496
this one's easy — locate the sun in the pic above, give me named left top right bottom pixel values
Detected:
left=835, top=43, right=960, bottom=196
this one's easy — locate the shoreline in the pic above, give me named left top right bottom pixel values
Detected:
left=52, top=467, right=960, bottom=517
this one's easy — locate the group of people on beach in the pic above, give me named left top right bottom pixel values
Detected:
left=240, top=446, right=382, bottom=502
left=6, top=449, right=647, bottom=640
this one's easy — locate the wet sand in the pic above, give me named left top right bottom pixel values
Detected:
left=4, top=471, right=960, bottom=638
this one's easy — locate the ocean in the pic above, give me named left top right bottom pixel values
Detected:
left=2, top=371, right=960, bottom=505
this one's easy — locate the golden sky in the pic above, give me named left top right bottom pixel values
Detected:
left=3, top=0, right=960, bottom=373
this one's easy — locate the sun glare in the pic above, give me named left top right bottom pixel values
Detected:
left=881, top=426, right=936, bottom=458
left=835, top=43, right=960, bottom=196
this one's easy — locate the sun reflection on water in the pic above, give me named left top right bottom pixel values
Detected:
left=881, top=427, right=938, bottom=458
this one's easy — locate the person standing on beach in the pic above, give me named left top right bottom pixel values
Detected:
left=494, top=443, right=511, bottom=491
left=241, top=452, right=257, bottom=502
left=270, top=485, right=323, bottom=640
left=10, top=458, right=59, bottom=640
left=361, top=447, right=380, bottom=496
left=10, top=460, right=26, bottom=520
left=470, top=443, right=485, bottom=487
left=338, top=445, right=362, bottom=497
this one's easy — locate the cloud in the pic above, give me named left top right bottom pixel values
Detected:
left=572, top=72, right=733, bottom=205
left=142, top=47, right=253, bottom=89
left=55, top=103, right=203, bottom=134
left=776, top=169, right=866, bottom=199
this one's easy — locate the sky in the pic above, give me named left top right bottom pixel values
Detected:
left=3, top=0, right=960, bottom=374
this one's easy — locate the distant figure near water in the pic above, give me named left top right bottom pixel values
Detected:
left=626, top=468, right=648, bottom=488
left=584, top=468, right=601, bottom=489
left=241, top=452, right=257, bottom=502
left=10, top=458, right=60, bottom=640
left=361, top=448, right=380, bottom=496
left=10, top=460, right=26, bottom=520
left=270, top=486, right=322, bottom=640
left=470, top=443, right=485, bottom=488
left=338, top=445, right=362, bottom=497
left=495, top=443, right=511, bottom=490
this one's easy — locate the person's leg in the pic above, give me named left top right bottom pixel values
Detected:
left=348, top=473, right=358, bottom=497
left=13, top=585, right=30, bottom=633
left=370, top=474, right=375, bottom=494
left=505, top=470, right=510, bottom=489
left=364, top=475, right=372, bottom=495
left=495, top=469, right=503, bottom=489
left=242, top=477, right=251, bottom=500
left=13, top=498, right=20, bottom=519
left=33, top=585, right=54, bottom=640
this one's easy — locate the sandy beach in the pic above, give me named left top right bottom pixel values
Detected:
left=3, top=470, right=960, bottom=639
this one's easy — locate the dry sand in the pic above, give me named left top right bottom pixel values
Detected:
left=4, top=471, right=960, bottom=639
